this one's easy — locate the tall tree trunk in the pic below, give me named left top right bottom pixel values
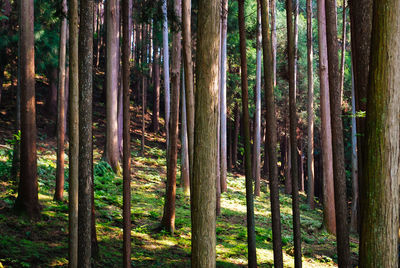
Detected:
left=232, top=103, right=240, bottom=169
left=350, top=65, right=358, bottom=232
left=15, top=0, right=40, bottom=218
left=182, top=0, right=194, bottom=184
left=151, top=44, right=160, bottom=133
left=161, top=0, right=181, bottom=233
left=122, top=0, right=132, bottom=265
left=260, top=0, right=283, bottom=266
left=105, top=0, right=121, bottom=173
left=191, top=0, right=219, bottom=265
left=306, top=0, right=314, bottom=209
left=270, top=0, right=277, bottom=87
left=238, top=1, right=257, bottom=266
left=219, top=0, right=228, bottom=193
left=181, top=70, right=190, bottom=195
left=253, top=2, right=261, bottom=197
left=162, top=0, right=170, bottom=150
left=294, top=0, right=299, bottom=97
left=339, top=2, right=346, bottom=105
left=55, top=0, right=68, bottom=201
left=360, top=1, right=400, bottom=265
left=78, top=0, right=93, bottom=265
left=325, top=0, right=351, bottom=265
left=316, top=0, right=336, bottom=235
left=286, top=0, right=302, bottom=266
left=141, top=22, right=147, bottom=155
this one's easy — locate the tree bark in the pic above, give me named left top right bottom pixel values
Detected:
left=105, top=0, right=121, bottom=173
left=238, top=1, right=257, bottom=266
left=15, top=0, right=40, bottom=218
left=78, top=0, right=93, bottom=265
left=162, top=0, right=170, bottom=151
left=68, top=0, right=79, bottom=265
left=350, top=65, right=358, bottom=233
left=270, top=0, right=277, bottom=87
left=161, top=0, right=181, bottom=233
left=151, top=44, right=160, bottom=133
left=286, top=0, right=302, bottom=266
left=339, top=2, right=346, bottom=105
left=232, top=103, right=240, bottom=169
left=182, top=0, right=194, bottom=185
left=359, top=1, right=400, bottom=266
left=325, top=0, right=351, bottom=265
left=306, top=0, right=314, bottom=209
left=191, top=0, right=219, bottom=265
left=260, top=0, right=283, bottom=266
left=122, top=0, right=132, bottom=265
left=55, top=0, right=68, bottom=201
left=181, top=70, right=190, bottom=195
left=316, top=0, right=336, bottom=235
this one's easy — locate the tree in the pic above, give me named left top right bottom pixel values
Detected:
left=339, top=1, right=346, bottom=105
left=260, top=0, right=283, bottom=266
left=286, top=0, right=302, bottom=266
left=15, top=0, right=41, bottom=218
left=316, top=0, right=336, bottom=234
left=68, top=0, right=79, bottom=265
left=181, top=70, right=190, bottom=195
left=306, top=0, right=314, bottom=209
left=122, top=0, right=132, bottom=266
left=191, top=0, right=219, bottom=265
left=219, top=0, right=228, bottom=193
left=162, top=0, right=170, bottom=149
left=325, top=0, right=351, bottom=265
left=78, top=0, right=93, bottom=265
left=151, top=44, right=160, bottom=133
left=182, top=0, right=194, bottom=183
left=105, top=0, right=121, bottom=173
left=238, top=0, right=257, bottom=266
left=55, top=0, right=68, bottom=202
left=270, top=0, right=276, bottom=87
left=359, top=0, right=400, bottom=265
left=160, top=0, right=181, bottom=233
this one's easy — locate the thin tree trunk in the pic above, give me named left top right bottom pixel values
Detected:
left=191, top=0, right=219, bottom=265
left=182, top=0, right=194, bottom=184
left=232, top=103, right=240, bottom=169
left=122, top=0, right=132, bottom=265
left=260, top=0, right=283, bottom=265
left=105, top=0, right=121, bottom=173
left=325, top=0, right=351, bottom=265
left=55, top=0, right=68, bottom=201
left=317, top=0, right=336, bottom=235
left=151, top=44, right=160, bottom=133
left=349, top=64, right=358, bottom=233
left=219, top=0, right=228, bottom=193
left=238, top=1, right=257, bottom=266
left=253, top=1, right=261, bottom=197
left=78, top=0, right=93, bottom=265
left=15, top=0, right=40, bottom=218
left=161, top=0, right=181, bottom=233
left=162, top=0, right=170, bottom=150
left=286, top=0, right=302, bottom=266
left=181, top=70, right=190, bottom=195
left=306, top=0, right=314, bottom=209
left=68, top=0, right=79, bottom=265
left=294, top=0, right=299, bottom=97
left=339, top=2, right=346, bottom=105
left=360, top=1, right=400, bottom=266
left=270, top=0, right=277, bottom=87
left=141, top=22, right=147, bottom=156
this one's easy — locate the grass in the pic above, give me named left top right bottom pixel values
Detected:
left=0, top=133, right=359, bottom=268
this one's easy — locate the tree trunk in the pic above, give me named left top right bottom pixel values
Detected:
left=260, top=0, right=283, bottom=266
left=141, top=22, right=147, bottom=156
left=219, top=0, right=228, bottom=193
left=161, top=0, right=181, bottom=233
left=182, top=0, right=194, bottom=185
left=286, top=0, right=302, bottom=266
left=232, top=103, right=240, bottom=169
left=78, top=0, right=93, bottom=265
left=181, top=70, right=190, bottom=195
left=325, top=0, right=351, bottom=265
left=68, top=0, right=79, bottom=265
left=191, top=0, right=219, bottom=265
left=105, top=0, right=121, bottom=173
left=360, top=1, right=400, bottom=266
left=306, top=0, right=314, bottom=209
left=339, top=2, right=346, bottom=105
left=350, top=65, right=358, bottom=233
left=162, top=0, right=170, bottom=150
left=15, top=0, right=40, bottom=218
left=122, top=0, right=132, bottom=265
left=253, top=2, right=261, bottom=197
left=316, top=0, right=336, bottom=235
left=238, top=1, right=257, bottom=266
left=270, top=0, right=277, bottom=87
left=151, top=44, right=160, bottom=133
left=55, top=0, right=68, bottom=201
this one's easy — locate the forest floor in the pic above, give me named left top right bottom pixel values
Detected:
left=0, top=79, right=359, bottom=267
